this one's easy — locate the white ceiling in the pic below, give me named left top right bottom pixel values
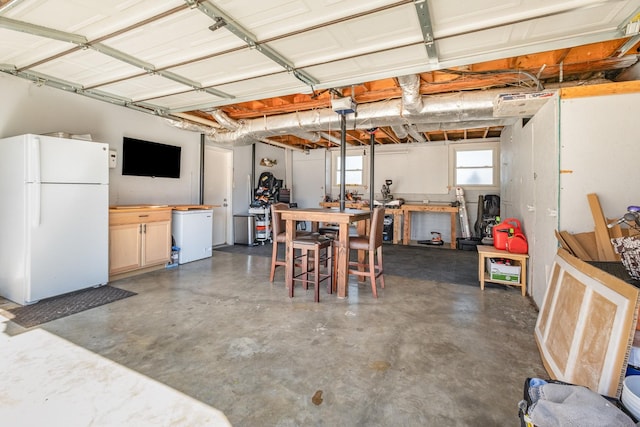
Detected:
left=1, top=0, right=639, bottom=125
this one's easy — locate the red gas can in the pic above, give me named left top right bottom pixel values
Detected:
left=506, top=232, right=528, bottom=254
left=493, top=218, right=522, bottom=250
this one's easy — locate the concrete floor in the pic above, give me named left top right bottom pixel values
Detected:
left=1, top=245, right=547, bottom=426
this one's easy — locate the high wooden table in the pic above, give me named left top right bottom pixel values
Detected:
left=401, top=204, right=459, bottom=249
left=319, top=202, right=403, bottom=244
left=277, top=208, right=371, bottom=298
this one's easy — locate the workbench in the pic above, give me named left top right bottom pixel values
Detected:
left=401, top=204, right=459, bottom=249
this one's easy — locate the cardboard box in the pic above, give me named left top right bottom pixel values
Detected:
left=486, top=258, right=521, bottom=283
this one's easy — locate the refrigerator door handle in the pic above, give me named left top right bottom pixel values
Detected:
left=32, top=181, right=41, bottom=227
left=30, top=137, right=42, bottom=227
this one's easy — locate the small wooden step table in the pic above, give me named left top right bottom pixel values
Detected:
left=477, top=245, right=528, bottom=296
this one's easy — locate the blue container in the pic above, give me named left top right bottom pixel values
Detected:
left=626, top=364, right=640, bottom=377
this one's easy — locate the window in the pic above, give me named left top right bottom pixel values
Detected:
left=332, top=151, right=367, bottom=187
left=450, top=142, right=498, bottom=187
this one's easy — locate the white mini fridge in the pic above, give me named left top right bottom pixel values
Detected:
left=171, top=209, right=213, bottom=264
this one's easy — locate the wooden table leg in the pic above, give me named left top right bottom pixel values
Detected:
left=392, top=211, right=402, bottom=245
left=357, top=219, right=368, bottom=282
left=403, top=210, right=411, bottom=245
left=520, top=259, right=527, bottom=296
left=285, top=219, right=294, bottom=297
left=478, top=252, right=486, bottom=291
left=337, top=223, right=349, bottom=298
left=450, top=211, right=457, bottom=249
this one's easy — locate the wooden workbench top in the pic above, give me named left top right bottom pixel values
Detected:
left=402, top=203, right=458, bottom=212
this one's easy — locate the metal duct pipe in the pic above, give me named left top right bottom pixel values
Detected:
left=206, top=87, right=514, bottom=146
left=291, top=129, right=321, bottom=142
left=397, top=74, right=423, bottom=113
left=209, top=108, right=241, bottom=131
left=406, top=124, right=427, bottom=143
left=414, top=118, right=518, bottom=132
left=390, top=124, right=409, bottom=140
left=318, top=132, right=342, bottom=146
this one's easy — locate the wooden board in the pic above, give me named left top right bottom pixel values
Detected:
left=535, top=248, right=639, bottom=398
left=559, top=230, right=593, bottom=261
left=573, top=231, right=599, bottom=261
left=587, top=193, right=618, bottom=261
left=555, top=230, right=574, bottom=256
left=560, top=80, right=640, bottom=99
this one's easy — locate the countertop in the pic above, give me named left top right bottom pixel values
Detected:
left=109, top=204, right=215, bottom=213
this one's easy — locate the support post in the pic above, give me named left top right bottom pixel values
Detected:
left=339, top=114, right=346, bottom=211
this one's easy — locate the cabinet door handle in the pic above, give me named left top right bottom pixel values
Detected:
left=143, top=224, right=146, bottom=233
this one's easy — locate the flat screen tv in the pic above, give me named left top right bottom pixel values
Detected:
left=122, top=137, right=181, bottom=178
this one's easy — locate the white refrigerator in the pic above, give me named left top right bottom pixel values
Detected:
left=0, top=134, right=109, bottom=305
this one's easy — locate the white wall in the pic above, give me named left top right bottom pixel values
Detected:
left=319, top=143, right=500, bottom=242
left=530, top=97, right=560, bottom=306
left=292, top=149, right=326, bottom=209
left=255, top=143, right=287, bottom=187
left=0, top=73, right=204, bottom=206
left=232, top=145, right=254, bottom=215
left=559, top=92, right=640, bottom=232
left=231, top=143, right=288, bottom=214
left=502, top=91, right=640, bottom=307
left=502, top=96, right=561, bottom=306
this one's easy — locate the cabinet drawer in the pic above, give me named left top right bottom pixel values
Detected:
left=109, top=208, right=172, bottom=226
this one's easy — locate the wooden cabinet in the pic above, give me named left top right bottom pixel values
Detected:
left=109, top=207, right=172, bottom=278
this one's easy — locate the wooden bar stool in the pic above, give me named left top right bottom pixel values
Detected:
left=270, top=203, right=311, bottom=282
left=348, top=207, right=386, bottom=298
left=291, top=235, right=333, bottom=302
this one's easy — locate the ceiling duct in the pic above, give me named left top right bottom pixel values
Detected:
left=414, top=118, right=518, bottom=132
left=397, top=74, right=424, bottom=114
left=391, top=124, right=409, bottom=140
left=318, top=132, right=342, bottom=146
left=406, top=124, right=428, bottom=143
left=209, top=108, right=241, bottom=131
left=205, top=85, right=516, bottom=146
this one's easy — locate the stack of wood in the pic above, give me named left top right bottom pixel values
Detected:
left=556, top=193, right=637, bottom=262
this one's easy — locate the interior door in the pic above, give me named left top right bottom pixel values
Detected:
left=204, top=145, right=232, bottom=246
left=292, top=149, right=326, bottom=230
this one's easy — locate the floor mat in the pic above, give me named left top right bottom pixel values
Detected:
left=7, top=285, right=136, bottom=328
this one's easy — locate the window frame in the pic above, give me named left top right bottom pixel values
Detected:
left=330, top=149, right=369, bottom=190
left=449, top=141, right=499, bottom=190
